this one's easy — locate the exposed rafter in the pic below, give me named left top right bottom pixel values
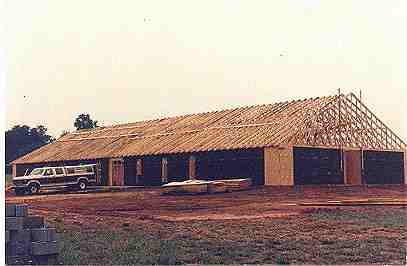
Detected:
left=290, top=93, right=406, bottom=150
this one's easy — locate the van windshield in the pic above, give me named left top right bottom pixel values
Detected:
left=30, top=169, right=44, bottom=175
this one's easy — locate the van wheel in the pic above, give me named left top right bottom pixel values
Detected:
left=78, top=180, right=88, bottom=191
left=28, top=183, right=40, bottom=195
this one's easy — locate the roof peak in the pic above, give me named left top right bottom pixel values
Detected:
left=70, top=94, right=337, bottom=136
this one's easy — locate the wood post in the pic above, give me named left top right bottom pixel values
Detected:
left=161, top=158, right=168, bottom=183
left=264, top=146, right=294, bottom=186
left=343, top=150, right=362, bottom=185
left=404, top=151, right=407, bottom=185
left=108, top=159, right=113, bottom=186
left=12, top=164, right=17, bottom=178
left=136, top=159, right=142, bottom=176
left=136, top=159, right=142, bottom=185
left=189, top=155, right=196, bottom=180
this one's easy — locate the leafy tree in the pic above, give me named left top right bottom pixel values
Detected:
left=74, top=114, right=98, bottom=130
left=5, top=125, right=55, bottom=165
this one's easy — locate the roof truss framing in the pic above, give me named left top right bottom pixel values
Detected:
left=291, top=93, right=406, bottom=150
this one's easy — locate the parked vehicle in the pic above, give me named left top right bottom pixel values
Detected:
left=12, top=164, right=97, bottom=195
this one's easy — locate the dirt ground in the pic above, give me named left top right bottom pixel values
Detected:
left=6, top=185, right=407, bottom=264
left=6, top=185, right=407, bottom=223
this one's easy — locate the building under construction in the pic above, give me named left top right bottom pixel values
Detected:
left=11, top=93, right=407, bottom=186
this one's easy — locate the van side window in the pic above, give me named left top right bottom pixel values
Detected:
left=66, top=168, right=74, bottom=174
left=44, top=169, right=54, bottom=176
left=55, top=168, right=64, bottom=175
left=73, top=167, right=86, bottom=174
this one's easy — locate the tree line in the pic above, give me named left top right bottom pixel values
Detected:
left=5, top=113, right=98, bottom=171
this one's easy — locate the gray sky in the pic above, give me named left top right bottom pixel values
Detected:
left=4, top=0, right=407, bottom=141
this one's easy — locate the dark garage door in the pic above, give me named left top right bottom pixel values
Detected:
left=294, top=147, right=343, bottom=185
left=140, top=157, right=162, bottom=186
left=196, top=148, right=264, bottom=185
left=363, top=151, right=404, bottom=184
left=167, top=154, right=189, bottom=183
left=124, top=158, right=137, bottom=186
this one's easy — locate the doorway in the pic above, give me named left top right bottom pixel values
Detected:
left=111, top=159, right=124, bottom=186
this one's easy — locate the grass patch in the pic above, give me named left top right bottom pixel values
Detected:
left=5, top=174, right=12, bottom=186
left=58, top=228, right=179, bottom=265
left=306, top=207, right=407, bottom=228
left=53, top=207, right=407, bottom=265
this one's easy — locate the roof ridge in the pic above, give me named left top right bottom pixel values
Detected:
left=70, top=94, right=335, bottom=135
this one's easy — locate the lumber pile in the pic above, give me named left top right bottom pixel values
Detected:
left=5, top=203, right=59, bottom=265
left=162, top=180, right=210, bottom=194
left=162, top=178, right=252, bottom=195
left=207, top=181, right=228, bottom=194
left=217, top=178, right=252, bottom=192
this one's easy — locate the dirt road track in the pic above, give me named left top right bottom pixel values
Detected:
left=6, top=185, right=407, bottom=225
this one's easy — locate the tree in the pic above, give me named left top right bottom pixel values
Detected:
left=74, top=114, right=98, bottom=130
left=5, top=125, right=55, bottom=165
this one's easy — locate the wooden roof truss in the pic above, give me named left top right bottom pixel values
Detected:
left=290, top=93, right=406, bottom=150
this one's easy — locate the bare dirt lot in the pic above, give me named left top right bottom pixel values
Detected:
left=6, top=185, right=407, bottom=264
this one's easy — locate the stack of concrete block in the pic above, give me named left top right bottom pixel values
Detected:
left=5, top=203, right=59, bottom=265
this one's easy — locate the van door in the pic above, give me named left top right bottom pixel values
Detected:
left=54, top=167, right=65, bottom=185
left=42, top=168, right=55, bottom=186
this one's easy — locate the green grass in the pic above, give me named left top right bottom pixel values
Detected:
left=5, top=174, right=12, bottom=186
left=53, top=207, right=407, bottom=265
left=307, top=207, right=407, bottom=228
left=58, top=229, right=178, bottom=265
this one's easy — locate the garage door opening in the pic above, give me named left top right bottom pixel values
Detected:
left=196, top=148, right=264, bottom=185
left=363, top=151, right=404, bottom=184
left=294, top=147, right=343, bottom=185
left=167, top=154, right=189, bottom=183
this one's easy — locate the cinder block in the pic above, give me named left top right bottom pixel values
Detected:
left=6, top=204, right=16, bottom=217
left=48, top=228, right=57, bottom=241
left=6, top=241, right=30, bottom=256
left=6, top=255, right=32, bottom=265
left=31, top=228, right=57, bottom=242
left=6, top=230, right=10, bottom=243
left=10, top=229, right=31, bottom=243
left=30, top=241, right=58, bottom=256
left=6, top=217, right=24, bottom=230
left=32, top=254, right=58, bottom=265
left=23, top=216, right=45, bottom=229
left=16, top=204, right=29, bottom=217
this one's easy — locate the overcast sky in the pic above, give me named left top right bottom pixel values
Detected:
left=4, top=0, right=407, bottom=141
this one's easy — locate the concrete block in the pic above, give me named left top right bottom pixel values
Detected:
left=30, top=241, right=58, bottom=256
left=6, top=217, right=24, bottom=230
left=6, top=241, right=30, bottom=256
left=16, top=204, right=29, bottom=217
left=32, top=254, right=58, bottom=265
left=6, top=255, right=32, bottom=265
left=31, top=228, right=57, bottom=242
left=23, top=216, right=45, bottom=229
left=6, top=204, right=16, bottom=217
left=6, top=230, right=10, bottom=243
left=10, top=229, right=31, bottom=243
